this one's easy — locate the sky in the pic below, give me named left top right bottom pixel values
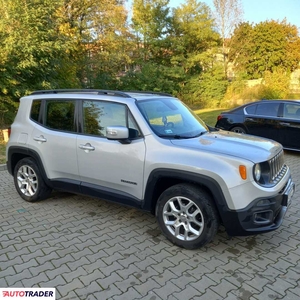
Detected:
left=168, top=0, right=300, bottom=29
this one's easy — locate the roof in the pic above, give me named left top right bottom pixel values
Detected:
left=30, top=89, right=173, bottom=101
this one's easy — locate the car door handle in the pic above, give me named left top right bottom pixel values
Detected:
left=33, top=135, right=47, bottom=143
left=280, top=122, right=290, bottom=126
left=79, top=143, right=95, bottom=152
left=245, top=118, right=256, bottom=122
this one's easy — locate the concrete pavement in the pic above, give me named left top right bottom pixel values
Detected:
left=0, top=151, right=300, bottom=299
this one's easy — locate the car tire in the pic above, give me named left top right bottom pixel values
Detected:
left=156, top=183, right=219, bottom=249
left=231, top=126, right=246, bottom=134
left=14, top=158, right=52, bottom=202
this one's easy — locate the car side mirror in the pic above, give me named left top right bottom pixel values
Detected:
left=106, top=126, right=131, bottom=144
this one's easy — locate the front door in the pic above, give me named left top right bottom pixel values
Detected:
left=76, top=100, right=146, bottom=202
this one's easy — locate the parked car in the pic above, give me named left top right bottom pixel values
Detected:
left=6, top=90, right=295, bottom=249
left=215, top=99, right=300, bottom=151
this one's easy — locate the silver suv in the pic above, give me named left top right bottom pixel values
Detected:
left=6, top=90, right=295, bottom=249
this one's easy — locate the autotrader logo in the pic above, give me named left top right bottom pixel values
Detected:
left=0, top=288, right=55, bottom=299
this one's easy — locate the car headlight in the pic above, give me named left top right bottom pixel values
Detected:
left=254, top=164, right=261, bottom=182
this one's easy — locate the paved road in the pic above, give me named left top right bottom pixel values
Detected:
left=0, top=151, right=300, bottom=300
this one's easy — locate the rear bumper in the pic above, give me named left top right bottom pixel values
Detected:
left=223, top=177, right=295, bottom=236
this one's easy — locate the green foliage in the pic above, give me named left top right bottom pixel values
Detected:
left=0, top=0, right=75, bottom=98
left=0, top=0, right=299, bottom=117
left=181, top=65, right=228, bottom=108
left=0, top=140, right=6, bottom=164
left=261, top=69, right=290, bottom=99
left=222, top=68, right=291, bottom=107
left=170, top=0, right=220, bottom=73
left=0, top=96, right=18, bottom=127
left=229, top=20, right=300, bottom=79
left=118, top=63, right=181, bottom=94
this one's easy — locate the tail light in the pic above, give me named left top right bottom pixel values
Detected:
left=8, top=127, right=11, bottom=137
left=217, top=115, right=223, bottom=121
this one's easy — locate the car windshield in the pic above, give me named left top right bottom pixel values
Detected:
left=137, top=98, right=208, bottom=138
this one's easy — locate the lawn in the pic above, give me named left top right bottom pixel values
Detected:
left=195, top=108, right=226, bottom=126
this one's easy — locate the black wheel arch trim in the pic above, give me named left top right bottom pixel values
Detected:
left=143, top=168, right=230, bottom=222
left=7, top=146, right=53, bottom=188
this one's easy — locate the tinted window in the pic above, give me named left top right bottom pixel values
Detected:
left=45, top=100, right=76, bottom=132
left=256, top=103, right=279, bottom=117
left=283, top=103, right=300, bottom=119
left=245, top=104, right=256, bottom=114
left=30, top=100, right=42, bottom=123
left=83, top=101, right=140, bottom=137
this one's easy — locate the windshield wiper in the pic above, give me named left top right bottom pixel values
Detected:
left=189, top=131, right=208, bottom=138
left=159, top=131, right=207, bottom=139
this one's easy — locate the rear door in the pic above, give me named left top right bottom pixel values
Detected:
left=244, top=102, right=281, bottom=142
left=30, top=99, right=79, bottom=181
left=279, top=103, right=300, bottom=149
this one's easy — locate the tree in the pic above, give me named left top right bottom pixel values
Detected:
left=229, top=20, right=300, bottom=79
left=0, top=0, right=79, bottom=125
left=0, top=0, right=80, bottom=96
left=170, top=0, right=220, bottom=74
left=168, top=0, right=222, bottom=104
left=212, top=0, right=243, bottom=76
left=131, top=0, right=171, bottom=63
left=56, top=0, right=131, bottom=88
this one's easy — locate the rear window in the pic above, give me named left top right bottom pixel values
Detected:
left=245, top=104, right=256, bottom=114
left=45, top=100, right=76, bottom=132
left=30, top=100, right=42, bottom=123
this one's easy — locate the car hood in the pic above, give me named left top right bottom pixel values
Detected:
left=170, top=131, right=282, bottom=163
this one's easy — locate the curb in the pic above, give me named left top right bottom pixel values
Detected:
left=0, top=164, right=7, bottom=171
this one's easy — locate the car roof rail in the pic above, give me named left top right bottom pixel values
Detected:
left=125, top=91, right=173, bottom=97
left=30, top=89, right=132, bottom=98
left=30, top=89, right=173, bottom=98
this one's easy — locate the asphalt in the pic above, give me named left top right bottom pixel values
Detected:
left=0, top=151, right=300, bottom=300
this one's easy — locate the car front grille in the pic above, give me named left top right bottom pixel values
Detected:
left=269, top=150, right=287, bottom=185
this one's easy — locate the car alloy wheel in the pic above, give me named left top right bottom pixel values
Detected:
left=156, top=183, right=219, bottom=249
left=162, top=196, right=204, bottom=241
left=16, top=164, right=38, bottom=197
left=14, top=158, right=52, bottom=202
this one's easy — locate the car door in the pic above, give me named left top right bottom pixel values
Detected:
left=279, top=103, right=300, bottom=149
left=76, top=99, right=146, bottom=201
left=244, top=102, right=281, bottom=142
left=30, top=99, right=80, bottom=182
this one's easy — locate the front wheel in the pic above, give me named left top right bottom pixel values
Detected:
left=156, top=184, right=219, bottom=249
left=14, top=158, right=52, bottom=202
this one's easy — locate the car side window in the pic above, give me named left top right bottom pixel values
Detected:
left=256, top=103, right=279, bottom=117
left=45, top=100, right=76, bottom=132
left=245, top=104, right=256, bottom=114
left=283, top=104, right=300, bottom=119
left=83, top=100, right=141, bottom=137
left=30, top=100, right=42, bottom=123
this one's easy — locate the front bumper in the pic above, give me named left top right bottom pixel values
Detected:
left=223, top=177, right=295, bottom=236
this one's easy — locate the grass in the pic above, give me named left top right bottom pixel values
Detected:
left=195, top=108, right=226, bottom=126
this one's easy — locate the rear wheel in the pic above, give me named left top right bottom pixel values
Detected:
left=231, top=126, right=246, bottom=134
left=156, top=183, right=219, bottom=249
left=14, top=158, right=52, bottom=202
